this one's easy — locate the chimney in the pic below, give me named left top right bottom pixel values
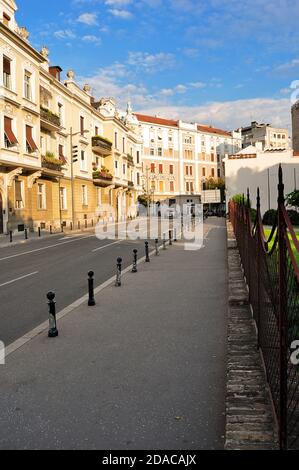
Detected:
left=49, top=66, right=63, bottom=81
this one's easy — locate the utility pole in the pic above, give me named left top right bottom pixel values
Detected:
left=70, top=127, right=75, bottom=229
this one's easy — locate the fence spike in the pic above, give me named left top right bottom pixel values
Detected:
left=256, top=187, right=260, bottom=209
left=278, top=164, right=285, bottom=204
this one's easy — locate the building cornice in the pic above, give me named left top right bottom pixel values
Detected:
left=0, top=23, right=45, bottom=63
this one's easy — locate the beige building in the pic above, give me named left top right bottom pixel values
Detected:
left=241, top=121, right=289, bottom=151
left=292, top=101, right=299, bottom=152
left=135, top=113, right=241, bottom=207
left=0, top=0, right=141, bottom=234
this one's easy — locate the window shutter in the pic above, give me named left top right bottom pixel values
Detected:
left=4, top=117, right=18, bottom=144
left=26, top=125, right=38, bottom=151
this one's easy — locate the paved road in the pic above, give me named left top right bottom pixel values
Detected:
left=0, top=220, right=157, bottom=346
left=0, top=218, right=228, bottom=450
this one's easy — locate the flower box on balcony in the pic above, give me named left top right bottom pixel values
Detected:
left=40, top=106, right=61, bottom=127
left=93, top=171, right=113, bottom=181
left=42, top=152, right=64, bottom=172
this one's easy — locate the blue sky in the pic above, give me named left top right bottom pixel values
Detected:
left=16, top=0, right=299, bottom=130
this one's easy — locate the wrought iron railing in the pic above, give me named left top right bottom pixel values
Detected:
left=229, top=164, right=299, bottom=450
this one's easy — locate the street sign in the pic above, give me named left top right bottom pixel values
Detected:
left=201, top=189, right=221, bottom=204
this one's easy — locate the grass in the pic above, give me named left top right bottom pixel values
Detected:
left=264, top=228, right=299, bottom=265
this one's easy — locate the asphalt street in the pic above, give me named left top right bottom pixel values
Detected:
left=0, top=219, right=157, bottom=346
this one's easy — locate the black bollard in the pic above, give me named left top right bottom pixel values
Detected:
left=88, top=271, right=96, bottom=306
left=85, top=219, right=88, bottom=229
left=174, top=228, right=177, bottom=242
left=145, top=241, right=150, bottom=262
left=50, top=225, right=52, bottom=235
left=70, top=222, right=73, bottom=231
left=9, top=230, right=12, bottom=243
left=47, top=291, right=58, bottom=338
left=163, top=233, right=167, bottom=250
left=169, top=230, right=173, bottom=246
left=24, top=228, right=28, bottom=240
left=61, top=223, right=64, bottom=233
left=132, top=249, right=138, bottom=273
left=115, top=257, right=122, bottom=286
left=155, top=238, right=159, bottom=256
left=78, top=221, right=80, bottom=230
left=38, top=227, right=41, bottom=237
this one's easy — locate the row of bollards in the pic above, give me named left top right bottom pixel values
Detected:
left=46, top=231, right=177, bottom=338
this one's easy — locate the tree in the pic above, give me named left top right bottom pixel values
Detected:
left=204, top=177, right=226, bottom=202
left=286, top=190, right=299, bottom=209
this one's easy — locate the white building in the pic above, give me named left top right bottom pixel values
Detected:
left=224, top=145, right=299, bottom=215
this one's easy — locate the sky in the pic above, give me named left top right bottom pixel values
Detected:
left=16, top=0, right=299, bottom=131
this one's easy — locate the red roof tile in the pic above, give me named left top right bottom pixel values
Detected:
left=135, top=113, right=178, bottom=127
left=197, top=124, right=231, bottom=137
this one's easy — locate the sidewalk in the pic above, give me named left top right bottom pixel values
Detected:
left=0, top=219, right=228, bottom=450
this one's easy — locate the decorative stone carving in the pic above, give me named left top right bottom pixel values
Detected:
left=66, top=70, right=75, bottom=81
left=40, top=47, right=49, bottom=59
left=7, top=168, right=23, bottom=187
left=28, top=171, right=42, bottom=189
left=19, top=27, right=30, bottom=41
left=25, top=114, right=33, bottom=123
left=4, top=104, right=13, bottom=115
left=83, top=84, right=91, bottom=93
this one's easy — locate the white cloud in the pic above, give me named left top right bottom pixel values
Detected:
left=108, top=9, right=133, bottom=19
left=77, top=13, right=98, bottom=25
left=136, top=98, right=292, bottom=131
left=276, top=58, right=299, bottom=71
left=127, top=51, right=176, bottom=72
left=82, top=35, right=102, bottom=45
left=54, top=29, right=76, bottom=39
left=175, top=84, right=187, bottom=94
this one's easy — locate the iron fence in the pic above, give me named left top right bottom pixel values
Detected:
left=229, top=164, right=299, bottom=450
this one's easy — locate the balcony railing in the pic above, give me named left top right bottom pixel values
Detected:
left=93, top=170, right=113, bottom=181
left=42, top=155, right=64, bottom=172
left=40, top=106, right=61, bottom=128
left=127, top=154, right=134, bottom=166
left=128, top=181, right=134, bottom=188
left=92, top=136, right=113, bottom=156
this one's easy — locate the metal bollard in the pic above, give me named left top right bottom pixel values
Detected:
left=115, top=257, right=122, bottom=287
left=47, top=291, right=58, bottom=338
left=70, top=222, right=73, bottom=231
left=61, top=223, right=64, bottom=233
left=24, top=228, right=28, bottom=240
left=85, top=219, right=88, bottom=229
left=155, top=238, right=159, bottom=256
left=169, top=230, right=173, bottom=246
left=174, top=228, right=177, bottom=242
left=50, top=225, right=53, bottom=235
left=88, top=271, right=96, bottom=306
left=132, top=249, right=138, bottom=273
left=78, top=221, right=80, bottom=230
left=145, top=241, right=150, bottom=262
left=163, top=233, right=167, bottom=250
left=38, top=227, right=41, bottom=237
left=9, top=230, right=12, bottom=243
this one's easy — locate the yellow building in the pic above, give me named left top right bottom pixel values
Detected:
left=0, top=0, right=140, bottom=234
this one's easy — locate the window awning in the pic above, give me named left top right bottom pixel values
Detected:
left=4, top=117, right=18, bottom=145
left=26, top=125, right=38, bottom=152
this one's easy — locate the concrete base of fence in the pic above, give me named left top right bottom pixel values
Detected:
left=225, top=222, right=279, bottom=450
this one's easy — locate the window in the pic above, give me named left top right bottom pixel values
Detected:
left=58, top=103, right=63, bottom=126
left=82, top=185, right=88, bottom=206
left=137, top=172, right=140, bottom=186
left=97, top=187, right=101, bottom=207
left=211, top=168, right=215, bottom=178
left=217, top=169, right=221, bottom=178
left=24, top=71, right=32, bottom=100
left=190, top=166, right=193, bottom=176
left=202, top=167, right=206, bottom=177
left=170, top=181, right=174, bottom=192
left=4, top=117, right=18, bottom=148
left=115, top=160, right=119, bottom=176
left=159, top=164, right=163, bottom=174
left=151, top=180, right=156, bottom=191
left=114, top=132, right=118, bottom=149
left=15, top=180, right=24, bottom=209
left=59, top=144, right=66, bottom=163
left=60, top=187, right=67, bottom=210
left=150, top=148, right=154, bottom=156
left=150, top=163, right=155, bottom=173
left=169, top=164, right=174, bottom=175
left=186, top=166, right=189, bottom=176
left=159, top=181, right=164, bottom=193
left=3, top=56, right=11, bottom=89
left=211, top=153, right=215, bottom=162
left=26, top=125, right=38, bottom=153
left=186, top=182, right=190, bottom=192
left=190, top=182, right=194, bottom=193
left=80, top=150, right=87, bottom=171
left=3, top=13, right=10, bottom=27
left=123, top=163, right=126, bottom=175
left=37, top=183, right=46, bottom=210
left=169, top=148, right=173, bottom=157
left=95, top=126, right=99, bottom=136
left=136, top=151, right=140, bottom=164
left=123, top=137, right=125, bottom=153
left=158, top=147, right=162, bottom=157
left=80, top=116, right=85, bottom=136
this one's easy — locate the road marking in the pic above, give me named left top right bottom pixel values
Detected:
left=92, top=240, right=123, bottom=252
left=0, top=235, right=95, bottom=262
left=0, top=271, right=38, bottom=288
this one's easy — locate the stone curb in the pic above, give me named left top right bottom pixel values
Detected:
left=225, top=221, right=278, bottom=450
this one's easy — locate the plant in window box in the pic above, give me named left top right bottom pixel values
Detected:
left=93, top=135, right=113, bottom=146
left=42, top=151, right=64, bottom=171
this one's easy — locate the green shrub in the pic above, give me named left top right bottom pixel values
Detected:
left=262, top=209, right=277, bottom=226
left=250, top=208, right=257, bottom=224
left=231, top=194, right=251, bottom=207
left=287, top=210, right=299, bottom=226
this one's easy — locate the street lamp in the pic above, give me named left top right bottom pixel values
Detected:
left=67, top=127, right=90, bottom=228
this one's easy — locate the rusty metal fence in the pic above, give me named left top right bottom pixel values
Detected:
left=229, top=165, right=299, bottom=450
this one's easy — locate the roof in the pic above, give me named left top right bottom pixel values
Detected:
left=197, top=124, right=231, bottom=137
left=135, top=114, right=178, bottom=128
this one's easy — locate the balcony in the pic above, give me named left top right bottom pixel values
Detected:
left=41, top=153, right=64, bottom=175
left=127, top=154, right=134, bottom=166
left=128, top=181, right=134, bottom=190
left=40, top=106, right=61, bottom=132
left=93, top=169, right=113, bottom=187
left=92, top=136, right=113, bottom=156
